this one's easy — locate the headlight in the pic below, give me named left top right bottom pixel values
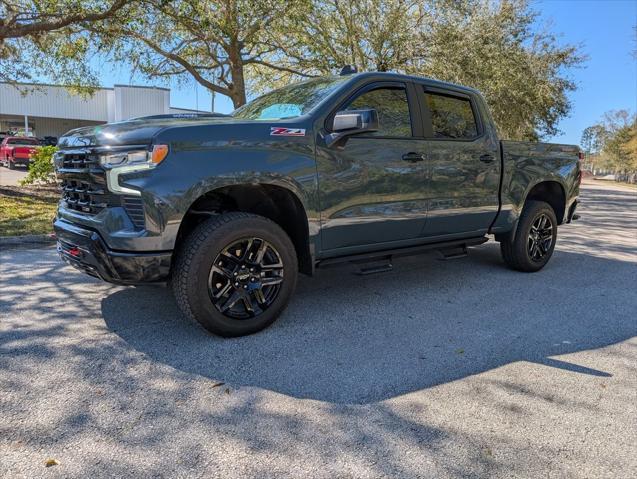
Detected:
left=99, top=145, right=168, bottom=168
left=99, top=150, right=150, bottom=167
left=99, top=145, right=169, bottom=196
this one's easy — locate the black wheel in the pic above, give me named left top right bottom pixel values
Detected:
left=7, top=157, right=14, bottom=170
left=172, top=212, right=298, bottom=337
left=500, top=200, right=557, bottom=272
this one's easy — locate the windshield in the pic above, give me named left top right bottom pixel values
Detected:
left=232, top=77, right=349, bottom=120
left=7, top=138, right=39, bottom=146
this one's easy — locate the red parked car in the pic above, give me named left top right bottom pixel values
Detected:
left=0, top=136, right=40, bottom=169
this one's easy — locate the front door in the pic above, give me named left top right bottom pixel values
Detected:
left=316, top=82, right=429, bottom=253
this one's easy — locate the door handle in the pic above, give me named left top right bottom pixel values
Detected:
left=479, top=154, right=495, bottom=163
left=402, top=152, right=425, bottom=162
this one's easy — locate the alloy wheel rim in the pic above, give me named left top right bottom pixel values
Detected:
left=527, top=213, right=553, bottom=262
left=208, top=237, right=284, bottom=319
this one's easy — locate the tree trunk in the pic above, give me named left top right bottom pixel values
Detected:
left=227, top=37, right=247, bottom=109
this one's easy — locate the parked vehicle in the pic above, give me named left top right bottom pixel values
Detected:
left=40, top=136, right=58, bottom=146
left=0, top=136, right=40, bottom=169
left=53, top=72, right=581, bottom=336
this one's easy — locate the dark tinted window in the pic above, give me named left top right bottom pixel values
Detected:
left=425, top=93, right=478, bottom=139
left=7, top=138, right=40, bottom=146
left=344, top=87, right=412, bottom=137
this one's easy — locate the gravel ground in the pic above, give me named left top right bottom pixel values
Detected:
left=1, top=182, right=636, bottom=478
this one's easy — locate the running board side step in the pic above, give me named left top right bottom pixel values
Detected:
left=438, top=245, right=468, bottom=260
left=317, top=236, right=488, bottom=273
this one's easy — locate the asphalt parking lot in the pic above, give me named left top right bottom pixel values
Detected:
left=1, top=182, right=636, bottom=478
left=0, top=166, right=28, bottom=186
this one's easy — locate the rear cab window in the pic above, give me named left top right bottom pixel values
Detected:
left=423, top=91, right=479, bottom=140
left=7, top=138, right=40, bottom=146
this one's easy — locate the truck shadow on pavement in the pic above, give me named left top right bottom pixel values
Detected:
left=100, top=241, right=636, bottom=404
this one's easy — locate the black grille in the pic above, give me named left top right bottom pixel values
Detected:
left=60, top=179, right=109, bottom=214
left=55, top=148, right=147, bottom=228
left=121, top=196, right=146, bottom=229
left=59, top=151, right=98, bottom=170
left=56, top=149, right=112, bottom=215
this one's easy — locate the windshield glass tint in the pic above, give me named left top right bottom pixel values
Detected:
left=232, top=77, right=349, bottom=120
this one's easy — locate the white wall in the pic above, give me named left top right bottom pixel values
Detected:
left=0, top=83, right=111, bottom=122
left=0, top=83, right=175, bottom=124
left=113, top=85, right=169, bottom=121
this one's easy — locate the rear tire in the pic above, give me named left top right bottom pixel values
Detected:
left=172, top=212, right=298, bottom=337
left=500, top=200, right=558, bottom=272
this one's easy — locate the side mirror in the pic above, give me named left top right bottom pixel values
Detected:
left=325, top=109, right=379, bottom=147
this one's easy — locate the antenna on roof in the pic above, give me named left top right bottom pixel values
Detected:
left=340, top=65, right=358, bottom=76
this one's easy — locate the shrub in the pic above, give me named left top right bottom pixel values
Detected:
left=20, top=146, right=58, bottom=186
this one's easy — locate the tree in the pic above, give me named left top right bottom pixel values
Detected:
left=582, top=110, right=637, bottom=174
left=0, top=0, right=127, bottom=40
left=581, top=125, right=607, bottom=154
left=100, top=0, right=309, bottom=109
left=0, top=0, right=132, bottom=87
left=258, top=0, right=426, bottom=80
left=265, top=0, right=582, bottom=140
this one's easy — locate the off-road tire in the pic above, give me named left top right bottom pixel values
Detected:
left=500, top=200, right=558, bottom=272
left=172, top=212, right=298, bottom=337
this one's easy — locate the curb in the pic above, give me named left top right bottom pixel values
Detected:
left=0, top=234, right=56, bottom=249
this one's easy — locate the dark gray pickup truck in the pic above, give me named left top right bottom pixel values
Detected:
left=53, top=72, right=581, bottom=336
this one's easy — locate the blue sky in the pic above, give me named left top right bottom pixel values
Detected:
left=89, top=0, right=636, bottom=146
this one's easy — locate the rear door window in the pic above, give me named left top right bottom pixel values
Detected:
left=424, top=92, right=478, bottom=140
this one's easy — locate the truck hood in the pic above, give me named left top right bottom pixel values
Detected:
left=58, top=116, right=251, bottom=148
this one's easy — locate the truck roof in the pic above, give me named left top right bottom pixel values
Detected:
left=341, top=71, right=481, bottom=96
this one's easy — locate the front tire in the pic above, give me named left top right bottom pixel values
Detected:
left=500, top=200, right=558, bottom=272
left=172, top=212, right=298, bottom=337
left=7, top=157, right=14, bottom=170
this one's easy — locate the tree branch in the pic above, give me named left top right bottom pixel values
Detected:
left=0, top=0, right=129, bottom=40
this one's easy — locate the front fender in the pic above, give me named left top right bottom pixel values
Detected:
left=120, top=136, right=319, bottom=251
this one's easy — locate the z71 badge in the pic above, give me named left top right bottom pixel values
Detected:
left=270, top=127, right=306, bottom=137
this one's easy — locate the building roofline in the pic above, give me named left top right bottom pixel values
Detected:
left=0, top=81, right=113, bottom=91
left=1, top=81, right=172, bottom=92
left=114, top=84, right=170, bottom=91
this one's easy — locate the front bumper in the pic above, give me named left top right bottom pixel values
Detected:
left=54, top=218, right=172, bottom=285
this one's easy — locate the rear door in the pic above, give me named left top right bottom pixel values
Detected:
left=316, top=81, right=429, bottom=253
left=416, top=86, right=501, bottom=238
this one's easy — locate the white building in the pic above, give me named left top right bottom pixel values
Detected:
left=0, top=82, right=205, bottom=138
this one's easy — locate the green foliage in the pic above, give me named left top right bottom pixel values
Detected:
left=0, top=0, right=130, bottom=88
left=20, top=145, right=58, bottom=185
left=263, top=0, right=583, bottom=141
left=581, top=110, right=637, bottom=173
left=98, top=0, right=308, bottom=108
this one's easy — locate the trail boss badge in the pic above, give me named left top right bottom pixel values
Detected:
left=270, top=127, right=306, bottom=136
